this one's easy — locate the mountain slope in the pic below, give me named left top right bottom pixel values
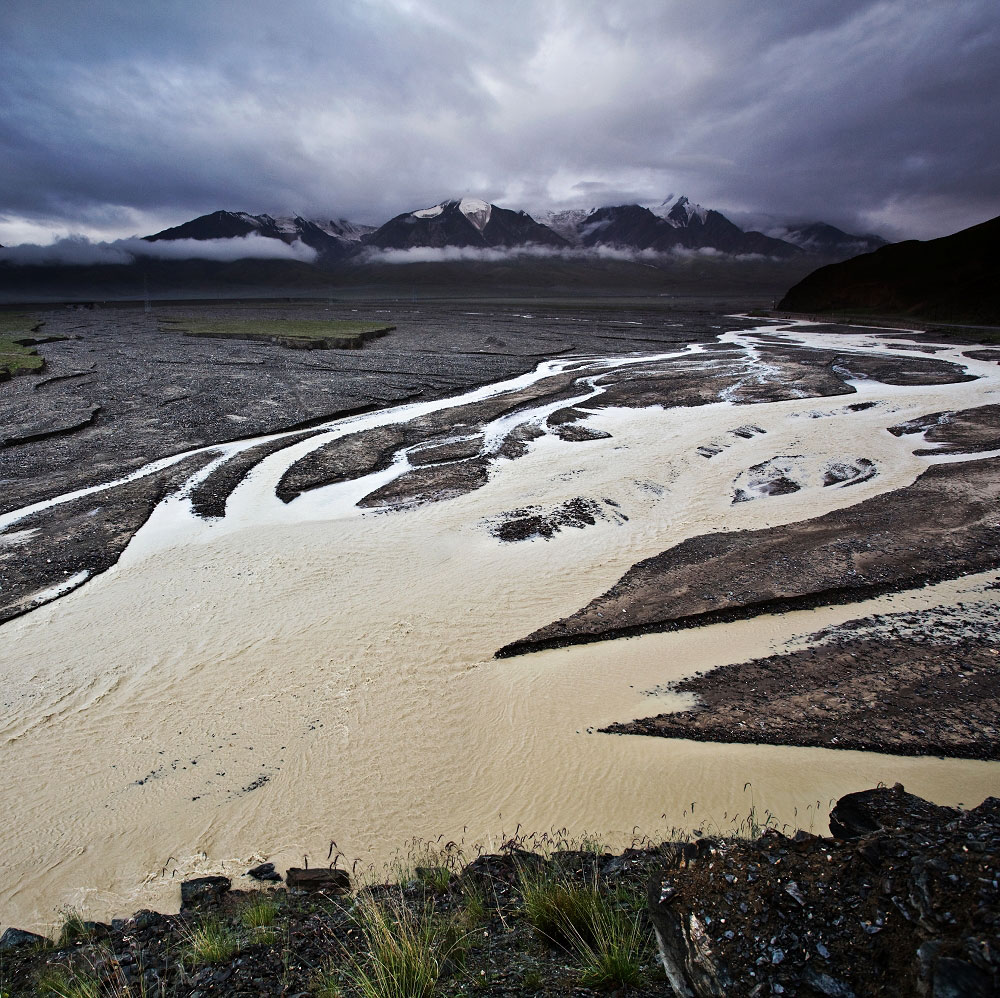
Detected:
left=366, top=198, right=567, bottom=250
left=146, top=210, right=372, bottom=260
left=572, top=197, right=801, bottom=257
left=778, top=215, right=1000, bottom=322
left=776, top=222, right=886, bottom=256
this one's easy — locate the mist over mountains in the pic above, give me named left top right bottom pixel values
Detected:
left=1, top=195, right=886, bottom=269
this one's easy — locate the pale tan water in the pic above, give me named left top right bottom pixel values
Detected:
left=2, top=321, right=1000, bottom=932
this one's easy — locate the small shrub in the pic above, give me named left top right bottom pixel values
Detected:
left=182, top=916, right=241, bottom=966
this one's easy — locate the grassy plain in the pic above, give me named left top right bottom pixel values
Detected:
left=160, top=317, right=395, bottom=348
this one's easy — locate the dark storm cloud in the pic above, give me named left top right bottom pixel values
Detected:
left=1, top=0, right=997, bottom=245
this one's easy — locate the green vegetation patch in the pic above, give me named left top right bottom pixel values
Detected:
left=0, top=338, right=43, bottom=377
left=0, top=313, right=45, bottom=377
left=0, top=313, right=41, bottom=336
left=160, top=317, right=394, bottom=350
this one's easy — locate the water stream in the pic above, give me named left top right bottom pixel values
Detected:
left=2, top=319, right=999, bottom=931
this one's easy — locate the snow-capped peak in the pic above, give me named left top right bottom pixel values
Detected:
left=409, top=198, right=493, bottom=230
left=458, top=197, right=492, bottom=231
left=650, top=195, right=708, bottom=227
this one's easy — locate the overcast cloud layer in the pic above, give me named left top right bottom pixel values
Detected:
left=2, top=0, right=997, bottom=247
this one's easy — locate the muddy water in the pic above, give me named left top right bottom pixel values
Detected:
left=2, top=321, right=1000, bottom=931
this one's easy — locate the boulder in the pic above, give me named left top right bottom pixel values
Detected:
left=0, top=926, right=47, bottom=950
left=247, top=862, right=282, bottom=882
left=829, top=784, right=949, bottom=840
left=285, top=867, right=350, bottom=894
left=647, top=848, right=733, bottom=998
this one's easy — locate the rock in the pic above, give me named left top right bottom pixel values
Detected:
left=285, top=867, right=350, bottom=894
left=128, top=909, right=164, bottom=930
left=828, top=784, right=949, bottom=840
left=180, top=876, right=232, bottom=910
left=247, top=862, right=282, bottom=882
left=648, top=864, right=733, bottom=998
left=931, top=958, right=995, bottom=998
left=0, top=926, right=47, bottom=950
left=461, top=848, right=544, bottom=886
left=802, top=967, right=857, bottom=997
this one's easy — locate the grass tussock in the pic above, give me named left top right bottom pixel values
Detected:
left=517, top=865, right=650, bottom=989
left=337, top=894, right=468, bottom=998
left=571, top=903, right=647, bottom=990
left=240, top=894, right=280, bottom=930
left=518, top=866, right=603, bottom=948
left=34, top=967, right=101, bottom=998
left=181, top=916, right=241, bottom=967
left=34, top=963, right=140, bottom=998
left=387, top=837, right=467, bottom=891
left=57, top=910, right=93, bottom=948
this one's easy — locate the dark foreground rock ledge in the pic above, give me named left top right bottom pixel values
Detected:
left=650, top=785, right=999, bottom=997
left=0, top=787, right=996, bottom=996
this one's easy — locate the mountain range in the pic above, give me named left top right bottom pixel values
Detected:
left=142, top=196, right=885, bottom=263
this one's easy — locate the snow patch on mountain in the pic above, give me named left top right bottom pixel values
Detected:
left=537, top=208, right=593, bottom=245
left=458, top=198, right=492, bottom=231
left=413, top=204, right=445, bottom=219
left=320, top=218, right=375, bottom=241
left=653, top=195, right=708, bottom=227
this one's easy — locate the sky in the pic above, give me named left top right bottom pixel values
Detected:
left=2, top=0, right=998, bottom=248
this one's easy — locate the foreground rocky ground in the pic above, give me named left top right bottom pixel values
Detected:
left=0, top=787, right=994, bottom=997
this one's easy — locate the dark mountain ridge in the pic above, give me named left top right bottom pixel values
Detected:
left=579, top=201, right=802, bottom=257
left=777, top=221, right=886, bottom=256
left=146, top=210, right=373, bottom=261
left=779, top=214, right=1000, bottom=323
left=137, top=196, right=875, bottom=263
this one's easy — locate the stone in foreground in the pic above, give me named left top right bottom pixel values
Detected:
left=285, top=867, right=351, bottom=893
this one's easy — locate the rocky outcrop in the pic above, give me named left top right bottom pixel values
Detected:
left=648, top=786, right=1000, bottom=997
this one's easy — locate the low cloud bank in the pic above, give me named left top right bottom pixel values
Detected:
left=0, top=233, right=318, bottom=266
left=360, top=244, right=770, bottom=265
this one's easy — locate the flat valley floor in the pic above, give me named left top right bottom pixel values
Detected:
left=1, top=297, right=999, bottom=931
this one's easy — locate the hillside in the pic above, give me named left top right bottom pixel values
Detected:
left=779, top=215, right=1000, bottom=323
